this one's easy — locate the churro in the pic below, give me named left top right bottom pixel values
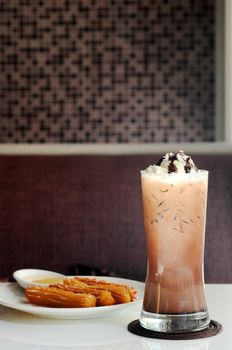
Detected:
left=25, top=277, right=137, bottom=308
left=64, top=277, right=136, bottom=304
left=25, top=286, right=96, bottom=308
left=54, top=283, right=115, bottom=306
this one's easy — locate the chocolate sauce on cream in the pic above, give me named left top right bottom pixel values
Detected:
left=156, top=150, right=198, bottom=174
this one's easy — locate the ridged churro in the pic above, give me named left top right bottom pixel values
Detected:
left=53, top=283, right=115, bottom=306
left=25, top=286, right=96, bottom=308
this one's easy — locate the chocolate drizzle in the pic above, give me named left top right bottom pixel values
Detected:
left=156, top=157, right=165, bottom=166
left=167, top=154, right=178, bottom=173
left=155, top=151, right=198, bottom=174
left=184, top=156, right=192, bottom=173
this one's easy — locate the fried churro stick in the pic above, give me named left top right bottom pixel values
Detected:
left=94, top=290, right=115, bottom=306
left=64, top=277, right=133, bottom=304
left=53, top=283, right=115, bottom=306
left=80, top=278, right=137, bottom=301
left=25, top=286, right=96, bottom=308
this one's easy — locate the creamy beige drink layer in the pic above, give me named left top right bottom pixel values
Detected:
left=141, top=151, right=208, bottom=314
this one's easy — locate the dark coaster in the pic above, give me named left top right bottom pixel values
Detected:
left=128, top=319, right=222, bottom=340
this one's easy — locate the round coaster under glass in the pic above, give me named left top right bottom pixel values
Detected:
left=128, top=319, right=222, bottom=340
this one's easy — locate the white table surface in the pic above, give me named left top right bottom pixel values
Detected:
left=0, top=283, right=230, bottom=350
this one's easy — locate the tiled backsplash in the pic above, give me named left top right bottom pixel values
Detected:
left=0, top=0, right=215, bottom=143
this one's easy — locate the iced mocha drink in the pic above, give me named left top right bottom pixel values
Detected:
left=139, top=151, right=210, bottom=332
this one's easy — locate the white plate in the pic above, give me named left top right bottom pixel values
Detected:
left=0, top=277, right=144, bottom=319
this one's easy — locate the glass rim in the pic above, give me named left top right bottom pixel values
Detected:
left=141, top=169, right=209, bottom=177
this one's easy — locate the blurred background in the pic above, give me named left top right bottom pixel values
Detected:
left=0, top=0, right=223, bottom=145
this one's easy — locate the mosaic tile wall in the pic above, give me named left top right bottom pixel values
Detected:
left=0, top=0, right=215, bottom=143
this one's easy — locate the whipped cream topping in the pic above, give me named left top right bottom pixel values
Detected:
left=144, top=150, right=198, bottom=175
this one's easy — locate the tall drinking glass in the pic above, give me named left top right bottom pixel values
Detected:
left=139, top=170, right=210, bottom=332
